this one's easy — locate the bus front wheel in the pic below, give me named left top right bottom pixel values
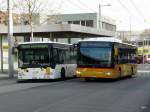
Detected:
left=118, top=69, right=121, bottom=79
left=61, top=68, right=66, bottom=79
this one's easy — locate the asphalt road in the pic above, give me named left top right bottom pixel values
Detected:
left=138, top=64, right=150, bottom=71
left=0, top=73, right=150, bottom=112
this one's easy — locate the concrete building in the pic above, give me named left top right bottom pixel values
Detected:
left=0, top=11, right=43, bottom=25
left=117, top=29, right=150, bottom=46
left=117, top=31, right=143, bottom=43
left=47, top=13, right=116, bottom=32
left=13, top=13, right=42, bottom=25
left=46, top=13, right=116, bottom=43
left=0, top=11, right=116, bottom=45
left=0, top=11, right=116, bottom=32
left=136, top=29, right=150, bottom=47
left=0, top=11, right=7, bottom=24
left=9, top=12, right=116, bottom=43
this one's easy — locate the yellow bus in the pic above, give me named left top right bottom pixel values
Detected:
left=76, top=37, right=137, bottom=81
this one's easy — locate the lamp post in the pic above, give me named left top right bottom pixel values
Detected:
left=7, top=0, right=14, bottom=78
left=143, top=39, right=145, bottom=64
left=99, top=3, right=111, bottom=30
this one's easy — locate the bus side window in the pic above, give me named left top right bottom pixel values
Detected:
left=114, top=48, right=118, bottom=64
left=53, top=49, right=58, bottom=65
left=58, top=50, right=65, bottom=64
left=66, top=50, right=71, bottom=64
left=114, top=55, right=118, bottom=64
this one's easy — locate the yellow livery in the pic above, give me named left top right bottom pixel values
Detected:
left=76, top=37, right=137, bottom=81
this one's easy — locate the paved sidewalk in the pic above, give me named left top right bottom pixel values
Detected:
left=0, top=71, right=17, bottom=80
left=137, top=70, right=150, bottom=73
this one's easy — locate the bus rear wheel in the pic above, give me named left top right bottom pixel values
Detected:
left=61, top=68, right=66, bottom=79
left=118, top=69, right=121, bottom=79
left=129, top=68, right=134, bottom=78
left=131, top=68, right=134, bottom=75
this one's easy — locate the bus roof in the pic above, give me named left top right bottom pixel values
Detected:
left=79, top=37, right=136, bottom=47
left=79, top=37, right=122, bottom=43
left=18, top=41, right=72, bottom=46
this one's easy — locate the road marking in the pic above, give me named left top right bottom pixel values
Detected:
left=137, top=71, right=150, bottom=73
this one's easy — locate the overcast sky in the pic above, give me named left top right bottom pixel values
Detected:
left=0, top=0, right=150, bottom=31
left=48, top=0, right=150, bottom=31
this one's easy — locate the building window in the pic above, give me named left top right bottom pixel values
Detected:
left=102, top=22, right=106, bottom=30
left=102, top=22, right=116, bottom=31
left=138, top=42, right=143, bottom=47
left=81, top=21, right=85, bottom=26
left=86, top=20, right=93, bottom=27
left=68, top=21, right=72, bottom=24
left=24, top=36, right=30, bottom=42
left=56, top=21, right=62, bottom=24
left=73, top=21, right=80, bottom=25
left=24, top=21, right=29, bottom=25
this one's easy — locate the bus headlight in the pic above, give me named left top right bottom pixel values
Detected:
left=24, top=69, right=29, bottom=72
left=46, top=67, right=51, bottom=74
left=76, top=70, right=81, bottom=75
left=105, top=72, right=111, bottom=75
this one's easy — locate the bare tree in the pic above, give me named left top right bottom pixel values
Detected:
left=13, top=0, right=62, bottom=41
left=13, top=0, right=44, bottom=41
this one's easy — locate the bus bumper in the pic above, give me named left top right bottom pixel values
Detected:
left=76, top=68, right=117, bottom=79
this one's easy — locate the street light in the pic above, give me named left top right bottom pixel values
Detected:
left=99, top=3, right=111, bottom=30
left=143, top=39, right=145, bottom=64
left=7, top=0, right=14, bottom=78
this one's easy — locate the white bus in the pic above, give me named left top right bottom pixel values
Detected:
left=16, top=42, right=77, bottom=81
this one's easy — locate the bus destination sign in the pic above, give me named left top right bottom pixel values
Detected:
left=20, top=44, right=48, bottom=49
left=80, top=42, right=112, bottom=47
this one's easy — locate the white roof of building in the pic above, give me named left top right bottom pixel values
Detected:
left=0, top=24, right=115, bottom=37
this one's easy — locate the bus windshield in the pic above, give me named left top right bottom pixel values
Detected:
left=78, top=47, right=112, bottom=67
left=18, top=48, right=50, bottom=68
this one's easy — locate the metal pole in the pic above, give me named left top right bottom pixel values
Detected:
left=49, top=33, right=54, bottom=41
left=0, top=35, right=3, bottom=72
left=98, top=4, right=111, bottom=30
left=30, top=22, right=33, bottom=41
left=129, top=16, right=132, bottom=41
left=99, top=4, right=102, bottom=30
left=7, top=0, right=14, bottom=78
left=143, top=39, right=144, bottom=64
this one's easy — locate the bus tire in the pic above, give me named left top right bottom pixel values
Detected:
left=61, top=68, right=66, bottom=79
left=131, top=67, right=134, bottom=76
left=118, top=68, right=121, bottom=79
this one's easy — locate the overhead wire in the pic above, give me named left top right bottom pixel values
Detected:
left=76, top=0, right=97, bottom=13
left=130, top=0, right=145, bottom=17
left=117, top=0, right=132, bottom=15
left=67, top=0, right=89, bottom=13
left=117, top=0, right=147, bottom=29
left=129, top=0, right=146, bottom=23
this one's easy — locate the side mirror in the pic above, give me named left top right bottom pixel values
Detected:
left=12, top=47, right=18, bottom=54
